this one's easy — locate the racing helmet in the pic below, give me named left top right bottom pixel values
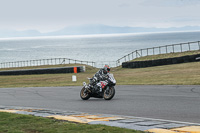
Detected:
left=103, top=64, right=110, bottom=74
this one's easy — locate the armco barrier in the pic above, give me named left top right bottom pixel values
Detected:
left=122, top=54, right=200, bottom=68
left=0, top=66, right=85, bottom=75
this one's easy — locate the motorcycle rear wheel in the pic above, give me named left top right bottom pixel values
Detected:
left=103, top=86, right=115, bottom=100
left=80, top=87, right=90, bottom=100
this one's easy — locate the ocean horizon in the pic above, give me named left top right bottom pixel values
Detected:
left=0, top=31, right=200, bottom=67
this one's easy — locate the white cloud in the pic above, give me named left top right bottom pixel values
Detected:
left=0, top=0, right=200, bottom=32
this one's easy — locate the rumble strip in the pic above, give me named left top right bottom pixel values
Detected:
left=0, top=106, right=200, bottom=132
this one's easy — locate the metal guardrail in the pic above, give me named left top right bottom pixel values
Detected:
left=116, top=41, right=200, bottom=66
left=1, top=41, right=200, bottom=69
left=95, top=61, right=117, bottom=68
left=0, top=58, right=95, bottom=69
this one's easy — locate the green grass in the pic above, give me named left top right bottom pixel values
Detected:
left=1, top=50, right=200, bottom=88
left=0, top=61, right=200, bottom=87
left=113, top=62, right=200, bottom=85
left=0, top=51, right=199, bottom=132
left=0, top=112, right=143, bottom=133
left=0, top=64, right=98, bottom=88
left=132, top=50, right=200, bottom=61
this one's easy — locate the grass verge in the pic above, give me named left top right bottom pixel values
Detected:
left=1, top=50, right=200, bottom=87
left=0, top=64, right=98, bottom=88
left=0, top=112, right=143, bottom=133
left=0, top=61, right=200, bottom=87
left=113, top=62, right=200, bottom=85
left=132, top=50, right=200, bottom=61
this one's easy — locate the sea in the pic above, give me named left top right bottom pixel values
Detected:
left=0, top=31, right=200, bottom=67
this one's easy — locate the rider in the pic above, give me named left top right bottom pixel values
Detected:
left=89, top=64, right=110, bottom=92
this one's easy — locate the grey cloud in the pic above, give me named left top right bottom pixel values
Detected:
left=0, top=0, right=200, bottom=32
left=141, top=0, right=200, bottom=7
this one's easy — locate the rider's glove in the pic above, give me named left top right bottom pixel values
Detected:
left=93, top=77, right=97, bottom=82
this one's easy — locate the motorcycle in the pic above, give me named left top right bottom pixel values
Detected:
left=80, top=73, right=116, bottom=100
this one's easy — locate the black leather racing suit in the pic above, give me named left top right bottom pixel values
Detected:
left=90, top=68, right=109, bottom=92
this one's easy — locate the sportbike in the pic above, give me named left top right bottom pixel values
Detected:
left=80, top=73, right=116, bottom=100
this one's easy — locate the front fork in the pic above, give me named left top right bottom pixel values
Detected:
left=105, top=86, right=110, bottom=94
left=83, top=82, right=91, bottom=93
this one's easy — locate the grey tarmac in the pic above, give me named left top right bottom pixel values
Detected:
left=0, top=85, right=200, bottom=131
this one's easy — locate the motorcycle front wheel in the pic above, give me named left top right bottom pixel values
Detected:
left=103, top=86, right=115, bottom=100
left=80, top=87, right=90, bottom=100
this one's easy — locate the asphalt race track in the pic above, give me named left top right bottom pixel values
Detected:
left=0, top=85, right=199, bottom=124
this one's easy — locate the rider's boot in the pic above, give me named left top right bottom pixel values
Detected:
left=99, top=86, right=104, bottom=97
left=99, top=86, right=102, bottom=92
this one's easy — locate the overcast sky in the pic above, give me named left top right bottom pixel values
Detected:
left=0, top=0, right=200, bottom=32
